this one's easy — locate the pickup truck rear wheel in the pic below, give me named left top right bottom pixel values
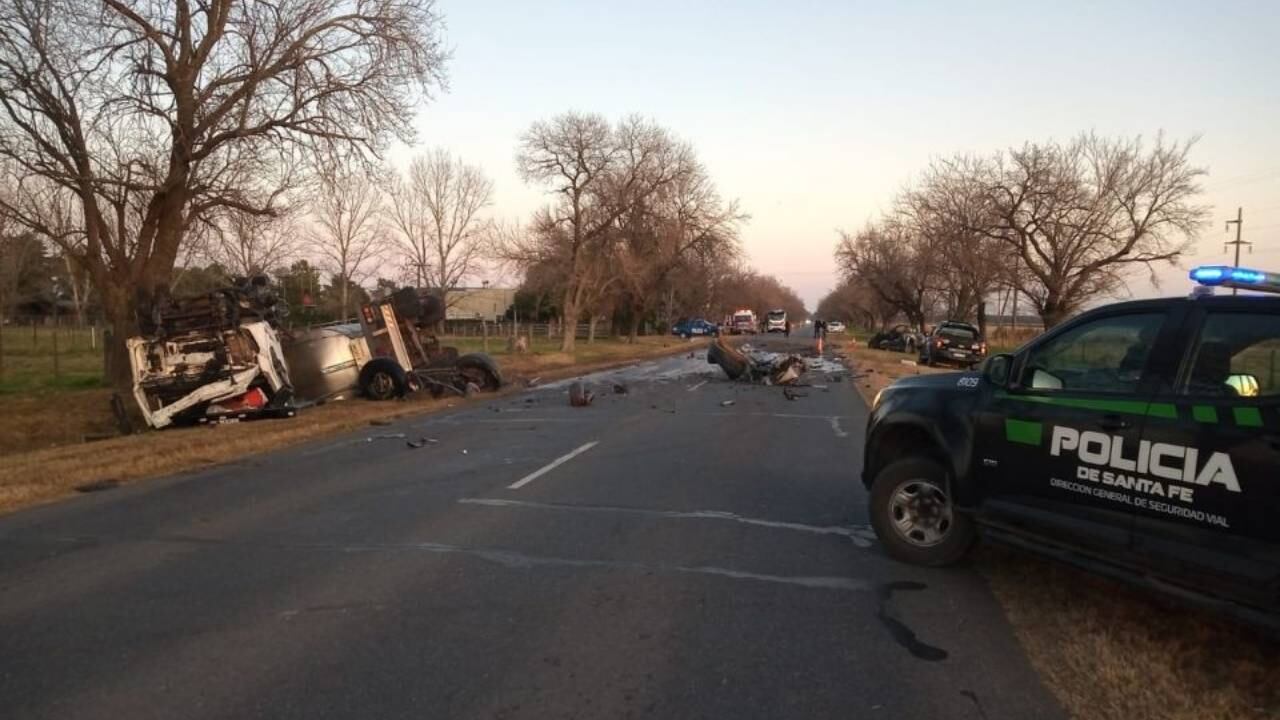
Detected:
left=869, top=457, right=975, bottom=566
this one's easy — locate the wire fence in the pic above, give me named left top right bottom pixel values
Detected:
left=0, top=319, right=106, bottom=391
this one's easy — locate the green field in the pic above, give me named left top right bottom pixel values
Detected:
left=0, top=325, right=105, bottom=394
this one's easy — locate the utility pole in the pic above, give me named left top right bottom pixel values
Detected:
left=1225, top=207, right=1250, bottom=296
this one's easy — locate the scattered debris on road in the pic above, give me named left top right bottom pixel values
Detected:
left=720, top=399, right=735, bottom=407
left=369, top=432, right=407, bottom=441
left=706, top=339, right=808, bottom=385
left=612, top=382, right=629, bottom=395
left=74, top=479, right=121, bottom=493
left=569, top=381, right=594, bottom=407
left=405, top=437, right=440, bottom=449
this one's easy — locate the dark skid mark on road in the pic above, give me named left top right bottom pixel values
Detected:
left=877, top=580, right=949, bottom=661
left=961, top=689, right=990, bottom=720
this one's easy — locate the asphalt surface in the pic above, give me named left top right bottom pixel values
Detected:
left=0, top=335, right=1063, bottom=720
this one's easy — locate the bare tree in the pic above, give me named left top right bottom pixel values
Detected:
left=614, top=148, right=745, bottom=341
left=0, top=0, right=448, bottom=384
left=974, top=134, right=1208, bottom=327
left=307, top=169, right=387, bottom=320
left=385, top=150, right=493, bottom=308
left=210, top=210, right=299, bottom=278
left=836, top=219, right=941, bottom=331
left=515, top=112, right=681, bottom=352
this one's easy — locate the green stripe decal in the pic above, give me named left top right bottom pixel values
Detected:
left=1005, top=419, right=1043, bottom=445
left=1192, top=405, right=1218, bottom=424
left=1234, top=407, right=1263, bottom=427
left=995, top=392, right=1176, bottom=418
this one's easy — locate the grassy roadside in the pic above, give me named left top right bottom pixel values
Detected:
left=840, top=343, right=1280, bottom=720
left=0, top=335, right=704, bottom=515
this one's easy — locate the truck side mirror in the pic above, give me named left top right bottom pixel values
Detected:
left=983, top=353, right=1013, bottom=388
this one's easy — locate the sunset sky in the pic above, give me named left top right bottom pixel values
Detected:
left=403, top=0, right=1280, bottom=309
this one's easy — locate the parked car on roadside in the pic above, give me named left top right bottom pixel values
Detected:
left=868, top=324, right=919, bottom=353
left=827, top=320, right=846, bottom=333
left=672, top=318, right=719, bottom=338
left=861, top=264, right=1280, bottom=629
left=919, top=320, right=986, bottom=368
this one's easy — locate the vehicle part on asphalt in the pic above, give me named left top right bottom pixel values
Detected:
left=569, top=382, right=594, bottom=407
left=613, top=382, right=629, bottom=395
left=706, top=338, right=808, bottom=385
left=720, top=399, right=735, bottom=407
left=373, top=432, right=406, bottom=441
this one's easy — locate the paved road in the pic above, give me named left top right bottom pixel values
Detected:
left=0, top=336, right=1062, bottom=720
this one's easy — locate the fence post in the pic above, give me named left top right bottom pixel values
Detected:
left=482, top=319, right=489, bottom=353
left=52, top=325, right=61, bottom=381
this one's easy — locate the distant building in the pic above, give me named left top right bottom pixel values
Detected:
left=445, top=286, right=516, bottom=322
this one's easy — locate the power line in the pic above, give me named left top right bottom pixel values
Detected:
left=1224, top=207, right=1250, bottom=296
left=1205, top=169, right=1280, bottom=192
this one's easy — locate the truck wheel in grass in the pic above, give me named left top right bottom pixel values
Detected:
left=456, top=353, right=502, bottom=391
left=869, top=457, right=975, bottom=566
left=359, top=358, right=408, bottom=401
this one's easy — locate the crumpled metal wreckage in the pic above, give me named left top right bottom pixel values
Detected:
left=706, top=338, right=808, bottom=385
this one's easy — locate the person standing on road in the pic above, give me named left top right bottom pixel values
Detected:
left=785, top=320, right=791, bottom=338
left=815, top=319, right=827, bottom=354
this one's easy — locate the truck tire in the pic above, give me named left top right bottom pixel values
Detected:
left=869, top=457, right=975, bottom=566
left=456, top=353, right=502, bottom=391
left=359, top=358, right=408, bottom=401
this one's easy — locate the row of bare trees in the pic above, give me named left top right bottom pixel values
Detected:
left=0, top=0, right=450, bottom=384
left=502, top=112, right=766, bottom=352
left=829, top=133, right=1209, bottom=330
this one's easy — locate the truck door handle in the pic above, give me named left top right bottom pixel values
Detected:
left=1097, top=415, right=1130, bottom=431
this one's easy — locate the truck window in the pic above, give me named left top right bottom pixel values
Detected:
left=938, top=325, right=976, bottom=341
left=1021, top=313, right=1164, bottom=393
left=1183, top=312, right=1280, bottom=398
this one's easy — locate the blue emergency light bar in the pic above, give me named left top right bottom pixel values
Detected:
left=1190, top=265, right=1280, bottom=294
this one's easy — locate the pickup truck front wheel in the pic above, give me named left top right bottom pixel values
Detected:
left=869, top=457, right=975, bottom=566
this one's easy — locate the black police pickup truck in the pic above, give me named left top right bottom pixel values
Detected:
left=863, top=266, right=1280, bottom=626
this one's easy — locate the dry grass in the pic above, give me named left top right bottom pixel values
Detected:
left=838, top=341, right=1280, bottom=720
left=979, top=547, right=1280, bottom=720
left=0, top=335, right=705, bottom=514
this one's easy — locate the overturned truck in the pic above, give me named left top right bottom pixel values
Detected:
left=125, top=282, right=503, bottom=430
left=286, top=288, right=501, bottom=403
left=125, top=277, right=296, bottom=429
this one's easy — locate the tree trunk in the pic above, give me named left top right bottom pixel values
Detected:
left=341, top=278, right=350, bottom=321
left=587, top=315, right=598, bottom=344
left=101, top=283, right=141, bottom=391
left=559, top=285, right=578, bottom=353
left=1039, top=303, right=1069, bottom=329
left=628, top=314, right=641, bottom=344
